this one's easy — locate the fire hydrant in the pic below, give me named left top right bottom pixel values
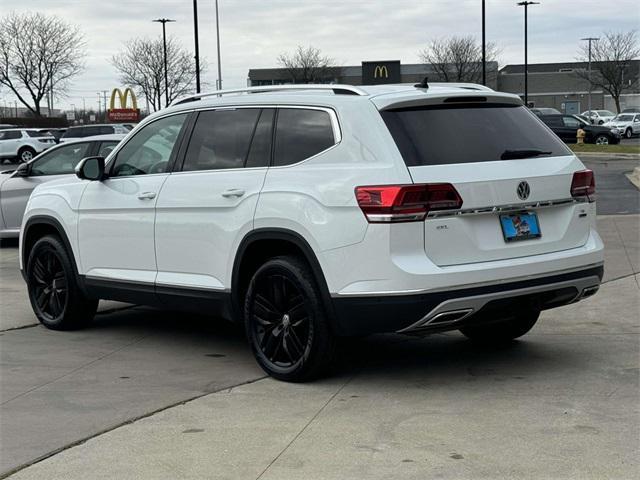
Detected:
left=577, top=128, right=586, bottom=144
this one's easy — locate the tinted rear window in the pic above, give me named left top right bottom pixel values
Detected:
left=274, top=109, right=335, bottom=166
left=381, top=104, right=570, bottom=166
left=62, top=128, right=83, bottom=138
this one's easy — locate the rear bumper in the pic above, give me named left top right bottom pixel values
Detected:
left=330, top=264, right=603, bottom=336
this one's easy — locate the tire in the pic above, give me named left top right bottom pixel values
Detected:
left=459, top=309, right=540, bottom=344
left=26, top=234, right=98, bottom=330
left=594, top=135, right=609, bottom=145
left=597, top=120, right=604, bottom=125
left=18, top=147, right=36, bottom=163
left=625, top=128, right=633, bottom=139
left=244, top=255, right=336, bottom=382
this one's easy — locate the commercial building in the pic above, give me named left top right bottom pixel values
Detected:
left=247, top=59, right=640, bottom=113
left=498, top=60, right=640, bottom=113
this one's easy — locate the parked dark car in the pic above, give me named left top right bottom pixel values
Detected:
left=539, top=114, right=621, bottom=145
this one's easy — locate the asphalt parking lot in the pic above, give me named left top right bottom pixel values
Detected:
left=1, top=156, right=638, bottom=479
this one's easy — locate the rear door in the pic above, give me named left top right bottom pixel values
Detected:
left=381, top=103, right=592, bottom=266
left=154, top=107, right=272, bottom=291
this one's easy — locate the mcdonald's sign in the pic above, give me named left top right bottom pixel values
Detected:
left=362, top=61, right=401, bottom=85
left=107, top=87, right=140, bottom=122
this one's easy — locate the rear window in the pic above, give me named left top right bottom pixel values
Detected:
left=274, top=109, right=335, bottom=166
left=62, top=127, right=83, bottom=138
left=381, top=104, right=570, bottom=166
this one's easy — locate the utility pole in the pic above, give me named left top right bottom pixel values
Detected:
left=581, top=37, right=599, bottom=117
left=215, top=0, right=223, bottom=90
left=517, top=1, right=539, bottom=107
left=97, top=92, right=102, bottom=120
left=101, top=90, right=109, bottom=118
left=193, top=0, right=201, bottom=93
left=482, top=0, right=486, bottom=86
left=153, top=18, right=176, bottom=108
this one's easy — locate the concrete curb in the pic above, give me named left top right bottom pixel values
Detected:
left=625, top=167, right=640, bottom=190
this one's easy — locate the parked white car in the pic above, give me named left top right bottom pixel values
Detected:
left=581, top=110, right=616, bottom=125
left=604, top=113, right=640, bottom=138
left=0, top=129, right=56, bottom=163
left=0, top=135, right=124, bottom=239
left=19, top=83, right=604, bottom=382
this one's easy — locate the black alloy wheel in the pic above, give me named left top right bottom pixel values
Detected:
left=30, top=247, right=68, bottom=321
left=27, top=235, right=98, bottom=330
left=245, top=256, right=336, bottom=382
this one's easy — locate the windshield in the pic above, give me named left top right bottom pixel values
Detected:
left=614, top=115, right=633, bottom=122
left=381, top=104, right=570, bottom=166
left=597, top=110, right=614, bottom=116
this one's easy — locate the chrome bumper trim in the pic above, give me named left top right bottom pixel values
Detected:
left=426, top=197, right=586, bottom=219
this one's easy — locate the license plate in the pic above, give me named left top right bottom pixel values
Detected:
left=500, top=212, right=541, bottom=242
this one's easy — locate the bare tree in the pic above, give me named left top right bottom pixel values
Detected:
left=575, top=31, right=640, bottom=113
left=0, top=12, right=86, bottom=116
left=277, top=46, right=341, bottom=84
left=418, top=36, right=499, bottom=84
left=112, top=37, right=201, bottom=112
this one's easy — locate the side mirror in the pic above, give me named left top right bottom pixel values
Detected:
left=75, top=156, right=105, bottom=181
left=14, top=162, right=30, bottom=177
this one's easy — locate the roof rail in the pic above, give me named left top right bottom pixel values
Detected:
left=171, top=84, right=368, bottom=106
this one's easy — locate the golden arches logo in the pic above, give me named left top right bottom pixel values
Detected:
left=109, top=88, right=138, bottom=111
left=374, top=65, right=389, bottom=79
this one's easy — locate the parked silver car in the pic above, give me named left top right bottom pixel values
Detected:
left=0, top=134, right=124, bottom=239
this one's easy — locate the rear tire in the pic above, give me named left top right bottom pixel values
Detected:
left=459, top=309, right=540, bottom=344
left=26, top=235, right=98, bottom=330
left=244, top=255, right=336, bottom=382
left=18, top=147, right=36, bottom=163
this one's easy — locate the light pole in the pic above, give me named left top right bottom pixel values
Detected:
left=482, top=0, right=486, bottom=86
left=581, top=37, right=599, bottom=117
left=517, top=1, right=539, bottom=106
left=215, top=0, right=223, bottom=91
left=193, top=0, right=201, bottom=93
left=153, top=18, right=176, bottom=108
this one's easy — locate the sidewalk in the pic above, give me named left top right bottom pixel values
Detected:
left=4, top=215, right=639, bottom=480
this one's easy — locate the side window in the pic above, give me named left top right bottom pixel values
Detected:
left=274, top=108, right=335, bottom=166
left=30, top=142, right=91, bottom=176
left=563, top=116, right=580, bottom=128
left=245, top=109, right=275, bottom=168
left=110, top=114, right=187, bottom=177
left=0, top=131, right=22, bottom=140
left=542, top=116, right=562, bottom=128
left=634, top=115, right=640, bottom=122
left=182, top=108, right=261, bottom=171
left=97, top=141, right=119, bottom=157
left=99, top=126, right=115, bottom=135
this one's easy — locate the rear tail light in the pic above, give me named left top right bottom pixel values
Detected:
left=570, top=169, right=595, bottom=202
left=355, top=183, right=463, bottom=223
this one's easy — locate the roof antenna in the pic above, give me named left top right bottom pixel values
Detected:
left=414, top=76, right=429, bottom=89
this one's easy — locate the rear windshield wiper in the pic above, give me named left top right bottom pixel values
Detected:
left=501, top=149, right=552, bottom=160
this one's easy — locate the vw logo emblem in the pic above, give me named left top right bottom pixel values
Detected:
left=517, top=181, right=530, bottom=200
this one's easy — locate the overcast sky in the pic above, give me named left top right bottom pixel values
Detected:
left=1, top=0, right=639, bottom=111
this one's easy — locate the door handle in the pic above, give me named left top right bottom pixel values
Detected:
left=137, top=191, right=156, bottom=200
left=221, top=188, right=245, bottom=198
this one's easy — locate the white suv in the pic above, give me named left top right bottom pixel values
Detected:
left=0, top=129, right=56, bottom=163
left=19, top=83, right=604, bottom=381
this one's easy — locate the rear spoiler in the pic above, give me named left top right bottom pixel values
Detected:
left=373, top=91, right=523, bottom=111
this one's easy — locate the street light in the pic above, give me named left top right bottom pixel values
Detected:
left=482, top=0, right=486, bottom=86
left=152, top=18, right=176, bottom=108
left=215, top=0, right=223, bottom=91
left=517, top=1, right=539, bottom=106
left=193, top=0, right=201, bottom=93
left=581, top=37, right=599, bottom=117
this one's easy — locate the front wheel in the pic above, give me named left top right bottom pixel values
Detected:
left=26, top=235, right=98, bottom=330
left=244, top=255, right=336, bottom=382
left=459, top=309, right=540, bottom=344
left=594, top=134, right=610, bottom=145
left=625, top=128, right=633, bottom=139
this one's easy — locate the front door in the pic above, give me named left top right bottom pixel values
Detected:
left=155, top=107, right=273, bottom=292
left=77, top=113, right=189, bottom=285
